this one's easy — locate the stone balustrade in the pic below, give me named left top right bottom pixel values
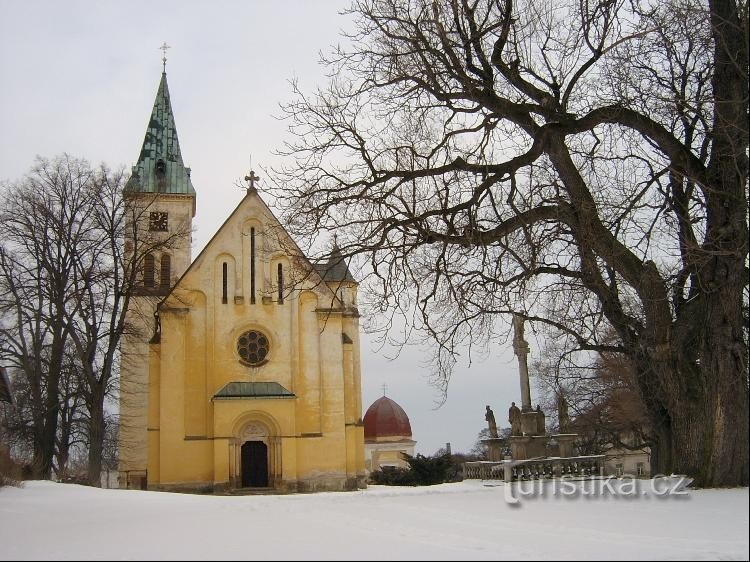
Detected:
left=463, top=455, right=606, bottom=482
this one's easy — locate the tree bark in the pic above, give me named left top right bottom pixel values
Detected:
left=649, top=412, right=674, bottom=477
left=87, top=385, right=105, bottom=487
left=36, top=329, right=64, bottom=479
left=639, top=282, right=749, bottom=486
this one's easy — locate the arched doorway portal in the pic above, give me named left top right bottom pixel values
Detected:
left=241, top=441, right=268, bottom=487
left=234, top=419, right=279, bottom=489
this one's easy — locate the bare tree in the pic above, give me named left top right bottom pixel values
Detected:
left=0, top=155, right=187, bottom=485
left=66, top=165, right=189, bottom=485
left=273, top=0, right=748, bottom=485
left=0, top=155, right=97, bottom=478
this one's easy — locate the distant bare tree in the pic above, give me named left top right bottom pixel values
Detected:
left=274, top=0, right=748, bottom=485
left=533, top=342, right=652, bottom=455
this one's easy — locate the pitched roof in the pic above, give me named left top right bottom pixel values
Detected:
left=313, top=242, right=356, bottom=283
left=124, top=71, right=196, bottom=195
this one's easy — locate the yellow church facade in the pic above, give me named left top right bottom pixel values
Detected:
left=118, top=69, right=366, bottom=493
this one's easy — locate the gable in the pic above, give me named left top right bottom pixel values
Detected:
left=160, top=188, right=339, bottom=309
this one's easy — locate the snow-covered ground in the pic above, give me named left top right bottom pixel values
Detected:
left=0, top=478, right=747, bottom=560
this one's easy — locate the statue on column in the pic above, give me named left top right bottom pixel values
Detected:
left=485, top=405, right=499, bottom=438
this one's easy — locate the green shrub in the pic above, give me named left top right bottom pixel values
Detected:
left=369, top=452, right=454, bottom=486
left=369, top=465, right=416, bottom=486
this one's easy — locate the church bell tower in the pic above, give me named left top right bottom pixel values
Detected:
left=118, top=59, right=196, bottom=489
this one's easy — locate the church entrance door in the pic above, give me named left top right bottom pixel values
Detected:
left=241, top=441, right=268, bottom=487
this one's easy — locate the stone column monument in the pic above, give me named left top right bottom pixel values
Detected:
left=467, top=315, right=582, bottom=477
left=508, top=314, right=547, bottom=460
left=512, top=314, right=533, bottom=412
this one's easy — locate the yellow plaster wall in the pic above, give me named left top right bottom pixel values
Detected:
left=119, top=194, right=194, bottom=488
left=141, top=192, right=365, bottom=492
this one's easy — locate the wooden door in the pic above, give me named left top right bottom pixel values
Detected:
left=241, top=441, right=268, bottom=487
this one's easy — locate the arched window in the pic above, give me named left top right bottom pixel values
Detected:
left=155, top=160, right=167, bottom=193
left=160, top=254, right=171, bottom=289
left=277, top=263, right=284, bottom=304
left=144, top=253, right=155, bottom=288
left=250, top=227, right=256, bottom=304
left=222, top=262, right=228, bottom=304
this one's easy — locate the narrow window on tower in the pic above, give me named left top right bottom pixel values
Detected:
left=155, top=160, right=167, bottom=193
left=222, top=262, right=228, bottom=304
left=144, top=253, right=155, bottom=288
left=277, top=263, right=284, bottom=304
left=250, top=227, right=256, bottom=304
left=160, top=254, right=171, bottom=290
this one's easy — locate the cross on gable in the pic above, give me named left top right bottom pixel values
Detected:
left=244, top=170, right=260, bottom=192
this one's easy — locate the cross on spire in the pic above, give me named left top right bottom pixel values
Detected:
left=381, top=383, right=388, bottom=396
left=159, top=42, right=171, bottom=72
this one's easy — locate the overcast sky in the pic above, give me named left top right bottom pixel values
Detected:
left=0, top=0, right=542, bottom=454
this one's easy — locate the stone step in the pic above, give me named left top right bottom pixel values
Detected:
left=221, top=487, right=288, bottom=496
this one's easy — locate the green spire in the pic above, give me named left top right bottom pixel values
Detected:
left=125, top=71, right=196, bottom=195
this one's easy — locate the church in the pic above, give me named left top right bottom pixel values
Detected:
left=117, top=67, right=367, bottom=493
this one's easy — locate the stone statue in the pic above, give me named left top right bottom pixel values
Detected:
left=508, top=402, right=521, bottom=435
left=536, top=404, right=546, bottom=435
left=557, top=391, right=571, bottom=432
left=485, top=405, right=499, bottom=438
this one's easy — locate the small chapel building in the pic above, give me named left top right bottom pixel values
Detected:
left=118, top=68, right=366, bottom=493
left=363, top=395, right=416, bottom=472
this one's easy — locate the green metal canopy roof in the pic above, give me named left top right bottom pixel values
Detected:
left=124, top=71, right=196, bottom=195
left=213, top=382, right=295, bottom=400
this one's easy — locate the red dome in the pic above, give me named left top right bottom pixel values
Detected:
left=363, top=396, right=412, bottom=439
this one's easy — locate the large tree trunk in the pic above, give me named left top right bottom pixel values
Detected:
left=645, top=294, right=749, bottom=486
left=31, top=376, right=59, bottom=480
left=636, top=289, right=749, bottom=488
left=694, top=283, right=749, bottom=486
left=648, top=410, right=674, bottom=477
left=56, top=408, right=73, bottom=478
left=669, top=376, right=748, bottom=487
left=36, top=330, right=65, bottom=479
left=87, top=383, right=106, bottom=487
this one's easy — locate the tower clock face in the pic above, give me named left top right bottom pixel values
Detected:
left=149, top=211, right=168, bottom=232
